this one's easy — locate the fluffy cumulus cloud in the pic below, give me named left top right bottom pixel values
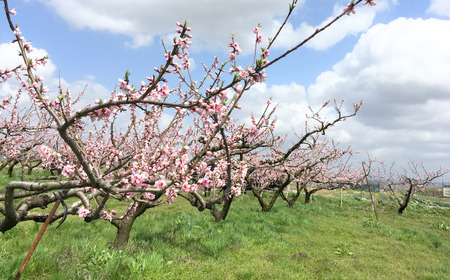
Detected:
left=40, top=0, right=296, bottom=51
left=0, top=43, right=56, bottom=101
left=271, top=0, right=397, bottom=50
left=427, top=0, right=450, bottom=17
left=39, top=0, right=393, bottom=52
left=307, top=17, right=450, bottom=169
left=0, top=42, right=110, bottom=106
left=234, top=82, right=321, bottom=142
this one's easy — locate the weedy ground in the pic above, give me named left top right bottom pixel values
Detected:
left=1, top=172, right=449, bottom=280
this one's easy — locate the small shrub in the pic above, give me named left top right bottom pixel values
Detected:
left=362, top=218, right=383, bottom=231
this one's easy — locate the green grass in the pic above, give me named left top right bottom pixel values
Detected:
left=1, top=190, right=449, bottom=280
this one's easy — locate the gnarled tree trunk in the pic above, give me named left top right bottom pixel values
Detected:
left=303, top=187, right=320, bottom=204
left=250, top=178, right=290, bottom=212
left=111, top=202, right=151, bottom=249
left=280, top=182, right=304, bottom=208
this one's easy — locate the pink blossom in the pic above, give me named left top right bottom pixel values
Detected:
left=236, top=66, right=248, bottom=80
left=9, top=8, right=17, bottom=15
left=23, top=41, right=32, bottom=53
left=210, top=102, right=224, bottom=114
left=198, top=178, right=211, bottom=189
left=38, top=145, right=63, bottom=170
left=13, top=27, right=21, bottom=36
left=118, top=78, right=132, bottom=93
left=198, top=162, right=208, bottom=171
left=230, top=186, right=241, bottom=197
left=130, top=172, right=148, bottom=187
left=233, top=85, right=242, bottom=94
left=364, top=0, right=376, bottom=6
left=250, top=125, right=259, bottom=136
left=175, top=37, right=191, bottom=50
left=143, top=192, right=155, bottom=200
left=344, top=4, right=356, bottom=16
left=262, top=49, right=269, bottom=58
left=165, top=187, right=179, bottom=204
left=78, top=207, right=90, bottom=218
left=253, top=27, right=260, bottom=34
left=61, top=164, right=76, bottom=178
left=229, top=52, right=235, bottom=63
left=155, top=179, right=166, bottom=188
left=102, top=213, right=113, bottom=222
left=218, top=91, right=228, bottom=101
left=267, top=99, right=271, bottom=105
left=257, top=35, right=263, bottom=44
left=258, top=72, right=267, bottom=82
left=234, top=43, right=242, bottom=55
left=229, top=42, right=242, bottom=55
left=160, top=84, right=170, bottom=97
left=182, top=181, right=192, bottom=192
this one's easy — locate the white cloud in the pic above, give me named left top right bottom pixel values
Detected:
left=40, top=0, right=297, bottom=51
left=235, top=82, right=310, bottom=137
left=307, top=17, right=450, bottom=170
left=427, top=0, right=450, bottom=17
left=0, top=42, right=110, bottom=106
left=0, top=43, right=56, bottom=80
left=39, top=0, right=393, bottom=52
left=271, top=0, right=396, bottom=51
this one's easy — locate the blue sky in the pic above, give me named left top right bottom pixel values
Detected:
left=1, top=0, right=450, bottom=180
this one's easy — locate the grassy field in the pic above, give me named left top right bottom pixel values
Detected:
left=1, top=180, right=450, bottom=279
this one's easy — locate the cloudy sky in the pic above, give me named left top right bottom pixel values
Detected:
left=1, top=0, right=450, bottom=180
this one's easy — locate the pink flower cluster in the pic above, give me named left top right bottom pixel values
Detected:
left=229, top=66, right=267, bottom=85
left=38, top=145, right=64, bottom=170
left=344, top=1, right=376, bottom=16
left=230, top=186, right=241, bottom=197
left=165, top=187, right=179, bottom=204
left=88, top=99, right=119, bottom=121
left=228, top=41, right=242, bottom=63
left=61, top=164, right=76, bottom=178
left=101, top=209, right=118, bottom=222
left=130, top=171, right=149, bottom=187
left=0, top=67, right=14, bottom=83
left=155, top=179, right=166, bottom=189
left=77, top=207, right=90, bottom=218
left=142, top=192, right=155, bottom=200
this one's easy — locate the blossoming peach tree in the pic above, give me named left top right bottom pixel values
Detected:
left=1, top=0, right=376, bottom=249
left=375, top=160, right=447, bottom=214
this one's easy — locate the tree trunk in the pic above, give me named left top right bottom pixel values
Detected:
left=398, top=203, right=407, bottom=214
left=250, top=179, right=290, bottom=212
left=304, top=191, right=312, bottom=204
left=280, top=182, right=303, bottom=208
left=397, top=183, right=415, bottom=214
left=303, top=188, right=319, bottom=204
left=210, top=196, right=234, bottom=222
left=251, top=185, right=280, bottom=212
left=112, top=202, right=150, bottom=249
left=7, top=160, right=18, bottom=178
